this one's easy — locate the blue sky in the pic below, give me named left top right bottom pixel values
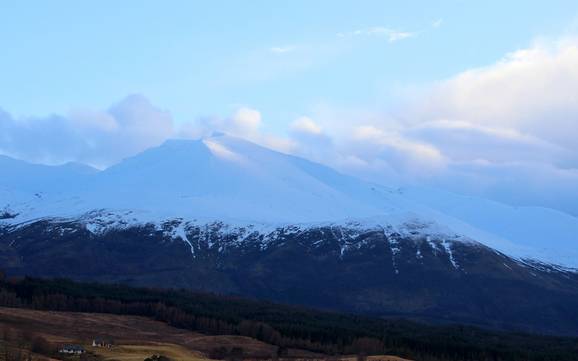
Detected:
left=2, top=1, right=577, bottom=126
left=2, top=1, right=578, bottom=216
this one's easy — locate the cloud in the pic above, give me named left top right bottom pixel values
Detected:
left=257, top=37, right=578, bottom=215
left=0, top=94, right=173, bottom=167
left=338, top=27, right=416, bottom=42
left=432, top=19, right=443, bottom=28
left=299, top=37, right=578, bottom=214
left=290, top=116, right=323, bottom=135
left=270, top=46, right=296, bottom=54
left=285, top=116, right=332, bottom=161
left=2, top=37, right=578, bottom=215
left=406, top=120, right=569, bottom=165
left=177, top=106, right=298, bottom=155
left=350, top=125, right=447, bottom=174
left=401, top=38, right=578, bottom=213
left=231, top=107, right=262, bottom=135
left=178, top=106, right=263, bottom=139
left=426, top=161, right=578, bottom=215
left=227, top=22, right=420, bottom=85
left=410, top=37, right=578, bottom=167
left=0, top=98, right=291, bottom=169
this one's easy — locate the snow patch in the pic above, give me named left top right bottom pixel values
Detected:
left=172, top=222, right=194, bottom=255
left=441, top=240, right=459, bottom=269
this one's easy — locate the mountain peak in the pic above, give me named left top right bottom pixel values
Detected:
left=2, top=135, right=578, bottom=267
left=88, top=134, right=392, bottom=223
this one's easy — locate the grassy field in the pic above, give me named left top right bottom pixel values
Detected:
left=0, top=307, right=411, bottom=361
left=341, top=356, right=411, bottom=361
left=0, top=308, right=281, bottom=351
left=90, top=343, right=206, bottom=361
left=0, top=307, right=277, bottom=360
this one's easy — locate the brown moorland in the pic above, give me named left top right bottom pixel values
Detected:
left=0, top=308, right=410, bottom=361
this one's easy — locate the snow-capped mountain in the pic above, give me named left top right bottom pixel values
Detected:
left=1, top=133, right=577, bottom=268
left=2, top=133, right=578, bottom=336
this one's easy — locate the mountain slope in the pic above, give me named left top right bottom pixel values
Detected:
left=1, top=134, right=578, bottom=336
left=0, top=154, right=97, bottom=193
left=83, top=136, right=391, bottom=222
left=2, top=217, right=578, bottom=336
left=1, top=133, right=577, bottom=268
left=401, top=187, right=578, bottom=267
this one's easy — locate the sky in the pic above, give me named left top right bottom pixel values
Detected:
left=2, top=1, right=578, bottom=215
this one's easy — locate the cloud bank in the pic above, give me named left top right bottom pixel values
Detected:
left=327, top=37, right=578, bottom=214
left=0, top=95, right=173, bottom=168
left=411, top=38, right=578, bottom=167
left=1, top=38, right=578, bottom=215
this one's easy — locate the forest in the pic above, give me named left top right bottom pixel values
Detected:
left=0, top=273, right=577, bottom=361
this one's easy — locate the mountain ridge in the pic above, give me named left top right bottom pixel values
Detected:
left=1, top=134, right=577, bottom=268
left=2, top=136, right=578, bottom=336
left=2, top=214, right=578, bottom=336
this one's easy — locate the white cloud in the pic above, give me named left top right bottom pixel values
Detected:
left=432, top=19, right=443, bottom=28
left=0, top=94, right=173, bottom=167
left=412, top=37, right=578, bottom=167
left=177, top=106, right=288, bottom=151
left=298, top=37, right=578, bottom=214
left=0, top=99, right=284, bottom=168
left=2, top=37, right=578, bottom=215
left=290, top=116, right=323, bottom=135
left=257, top=37, right=578, bottom=215
left=351, top=125, right=447, bottom=173
left=384, top=30, right=415, bottom=43
left=259, top=135, right=297, bottom=154
left=406, top=120, right=569, bottom=165
left=338, top=27, right=416, bottom=43
left=270, top=46, right=296, bottom=54
left=231, top=107, right=262, bottom=135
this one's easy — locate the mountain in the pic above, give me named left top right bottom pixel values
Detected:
left=401, top=186, right=578, bottom=267
left=1, top=133, right=578, bottom=335
left=0, top=154, right=97, bottom=193
left=84, top=135, right=397, bottom=222
left=2, top=133, right=577, bottom=266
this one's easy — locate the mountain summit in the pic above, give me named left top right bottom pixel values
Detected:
left=85, top=134, right=399, bottom=222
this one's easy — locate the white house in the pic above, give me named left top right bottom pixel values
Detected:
left=92, top=338, right=114, bottom=348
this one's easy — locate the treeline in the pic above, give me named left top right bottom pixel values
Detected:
left=0, top=274, right=577, bottom=361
